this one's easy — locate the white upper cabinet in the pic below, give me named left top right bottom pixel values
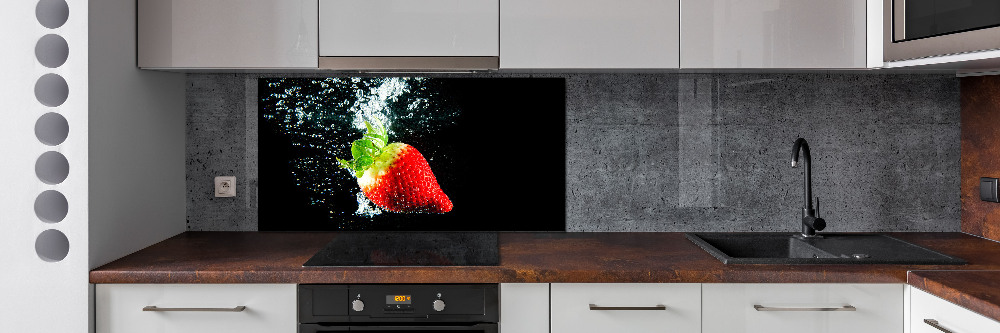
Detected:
left=138, top=0, right=318, bottom=69
left=681, top=0, right=873, bottom=68
left=319, top=0, right=499, bottom=57
left=500, top=0, right=680, bottom=69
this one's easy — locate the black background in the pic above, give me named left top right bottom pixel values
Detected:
left=259, top=78, right=566, bottom=231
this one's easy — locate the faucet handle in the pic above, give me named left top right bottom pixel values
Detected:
left=815, top=197, right=820, bottom=218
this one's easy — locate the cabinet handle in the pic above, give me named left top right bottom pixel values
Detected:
left=589, top=304, right=667, bottom=311
left=753, top=305, right=856, bottom=312
left=143, top=306, right=247, bottom=312
left=924, top=319, right=955, bottom=333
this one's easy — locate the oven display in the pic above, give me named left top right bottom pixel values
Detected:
left=386, top=295, right=412, bottom=304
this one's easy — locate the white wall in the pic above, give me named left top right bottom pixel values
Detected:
left=0, top=0, right=185, bottom=331
left=88, top=0, right=186, bottom=271
left=0, top=0, right=90, bottom=331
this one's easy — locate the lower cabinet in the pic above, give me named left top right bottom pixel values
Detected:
left=702, top=283, right=903, bottom=333
left=500, top=283, right=549, bottom=333
left=910, top=287, right=1000, bottom=333
left=550, top=283, right=702, bottom=333
left=100, top=282, right=1000, bottom=333
left=95, top=284, right=297, bottom=333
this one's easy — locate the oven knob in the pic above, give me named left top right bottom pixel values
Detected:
left=432, top=299, right=446, bottom=312
left=352, top=299, right=365, bottom=312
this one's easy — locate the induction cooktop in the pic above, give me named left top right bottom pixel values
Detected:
left=303, top=232, right=499, bottom=266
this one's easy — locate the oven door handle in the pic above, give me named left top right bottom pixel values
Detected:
left=322, top=324, right=498, bottom=332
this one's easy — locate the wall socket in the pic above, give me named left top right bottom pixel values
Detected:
left=215, top=176, right=236, bottom=197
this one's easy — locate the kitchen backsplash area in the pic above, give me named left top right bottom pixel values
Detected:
left=187, top=73, right=960, bottom=232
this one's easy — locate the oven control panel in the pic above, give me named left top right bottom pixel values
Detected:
left=299, top=284, right=498, bottom=323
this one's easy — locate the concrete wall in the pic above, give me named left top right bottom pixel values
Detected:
left=187, top=73, right=960, bottom=232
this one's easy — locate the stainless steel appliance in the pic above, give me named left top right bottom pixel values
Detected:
left=885, top=0, right=1000, bottom=61
left=299, top=284, right=499, bottom=332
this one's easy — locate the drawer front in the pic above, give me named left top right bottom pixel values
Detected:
left=911, top=288, right=1000, bottom=333
left=96, top=284, right=297, bottom=333
left=550, top=283, right=701, bottom=333
left=702, top=283, right=903, bottom=333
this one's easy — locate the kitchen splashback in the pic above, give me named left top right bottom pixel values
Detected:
left=186, top=73, right=960, bottom=232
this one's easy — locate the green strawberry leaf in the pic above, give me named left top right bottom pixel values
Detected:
left=337, top=158, right=353, bottom=169
left=364, top=134, right=385, bottom=149
left=353, top=156, right=374, bottom=178
left=340, top=118, right=393, bottom=178
left=351, top=139, right=377, bottom=159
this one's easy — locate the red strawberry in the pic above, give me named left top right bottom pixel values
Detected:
left=338, top=120, right=453, bottom=214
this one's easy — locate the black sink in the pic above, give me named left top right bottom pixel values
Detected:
left=686, top=233, right=966, bottom=265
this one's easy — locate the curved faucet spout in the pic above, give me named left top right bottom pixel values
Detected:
left=791, top=138, right=811, bottom=210
left=791, top=138, right=824, bottom=237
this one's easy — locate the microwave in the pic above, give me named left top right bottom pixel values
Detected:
left=884, top=0, right=1000, bottom=62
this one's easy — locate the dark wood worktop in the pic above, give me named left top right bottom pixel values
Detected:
left=908, top=270, right=1000, bottom=323
left=90, top=232, right=1000, bottom=284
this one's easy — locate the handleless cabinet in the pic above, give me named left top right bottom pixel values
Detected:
left=319, top=0, right=500, bottom=57
left=550, top=283, right=701, bottom=333
left=137, top=0, right=318, bottom=69
left=500, top=284, right=549, bottom=333
left=96, top=284, right=297, bottom=333
left=680, top=0, right=872, bottom=68
left=500, top=0, right=680, bottom=69
left=910, top=287, right=1000, bottom=333
left=702, top=283, right=903, bottom=333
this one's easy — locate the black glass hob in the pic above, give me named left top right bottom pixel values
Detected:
left=303, top=232, right=499, bottom=266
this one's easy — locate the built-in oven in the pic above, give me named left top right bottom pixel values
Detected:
left=884, top=0, right=1000, bottom=61
left=299, top=284, right=498, bottom=333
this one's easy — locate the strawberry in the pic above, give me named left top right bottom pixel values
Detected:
left=338, top=120, right=453, bottom=214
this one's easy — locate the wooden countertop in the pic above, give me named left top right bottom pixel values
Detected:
left=908, top=270, right=1000, bottom=323
left=90, top=232, right=1000, bottom=322
left=90, top=232, right=1000, bottom=284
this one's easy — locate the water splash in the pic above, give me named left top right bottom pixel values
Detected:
left=349, top=78, right=408, bottom=135
left=260, top=77, right=459, bottom=222
left=355, top=192, right=383, bottom=217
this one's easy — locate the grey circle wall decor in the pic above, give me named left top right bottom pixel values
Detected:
left=35, top=151, right=69, bottom=185
left=35, top=34, right=69, bottom=68
left=35, top=229, right=69, bottom=262
left=36, top=0, right=69, bottom=29
left=35, top=112, right=69, bottom=146
left=34, top=190, right=68, bottom=223
left=34, top=73, right=69, bottom=107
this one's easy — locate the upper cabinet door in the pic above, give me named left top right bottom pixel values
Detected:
left=138, top=0, right=318, bottom=69
left=681, top=0, right=869, bottom=68
left=500, top=0, right=680, bottom=69
left=319, top=0, right=500, bottom=57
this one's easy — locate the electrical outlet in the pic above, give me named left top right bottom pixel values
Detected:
left=215, top=176, right=236, bottom=197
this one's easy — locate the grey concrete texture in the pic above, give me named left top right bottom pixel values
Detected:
left=186, top=73, right=960, bottom=232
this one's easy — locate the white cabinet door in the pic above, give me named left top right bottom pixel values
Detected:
left=319, top=0, right=499, bottom=57
left=501, top=0, right=680, bottom=69
left=138, top=0, right=318, bottom=69
left=681, top=0, right=869, bottom=68
left=911, top=287, right=1000, bottom=333
left=551, top=283, right=700, bottom=333
left=96, top=284, right=297, bottom=333
left=500, top=284, right=549, bottom=333
left=702, top=283, right=903, bottom=333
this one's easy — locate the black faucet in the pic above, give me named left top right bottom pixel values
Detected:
left=791, top=138, right=826, bottom=237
